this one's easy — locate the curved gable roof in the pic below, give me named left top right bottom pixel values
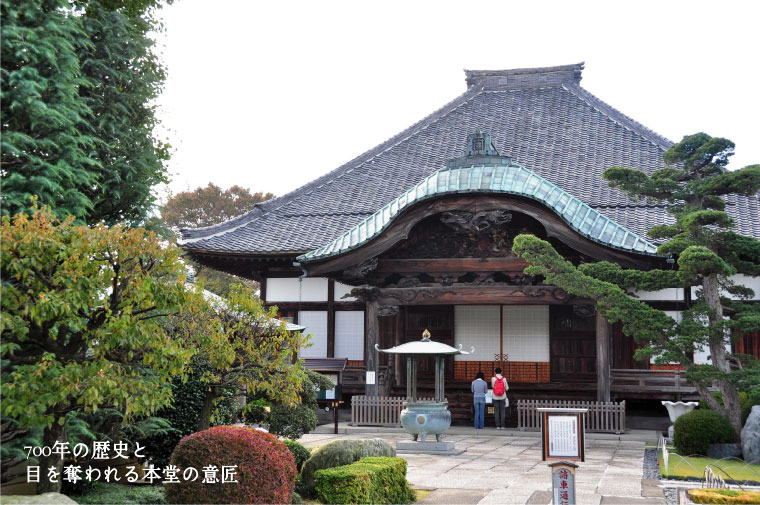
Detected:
left=297, top=162, right=660, bottom=263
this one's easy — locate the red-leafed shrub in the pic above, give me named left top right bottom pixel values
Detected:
left=165, top=425, right=296, bottom=504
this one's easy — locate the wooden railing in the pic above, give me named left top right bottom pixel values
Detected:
left=516, top=399, right=626, bottom=434
left=611, top=369, right=695, bottom=394
left=350, top=396, right=434, bottom=427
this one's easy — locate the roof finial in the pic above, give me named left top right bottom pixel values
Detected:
left=422, top=329, right=431, bottom=341
left=446, top=130, right=511, bottom=169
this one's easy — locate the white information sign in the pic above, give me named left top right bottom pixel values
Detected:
left=366, top=371, right=376, bottom=385
left=548, top=415, right=579, bottom=458
left=324, top=374, right=338, bottom=400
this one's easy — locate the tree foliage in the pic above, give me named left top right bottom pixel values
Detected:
left=161, top=183, right=274, bottom=230
left=1, top=0, right=171, bottom=225
left=176, top=284, right=307, bottom=432
left=162, top=183, right=274, bottom=296
left=1, top=0, right=98, bottom=219
left=1, top=208, right=309, bottom=491
left=1, top=207, right=196, bottom=491
left=513, top=133, right=760, bottom=437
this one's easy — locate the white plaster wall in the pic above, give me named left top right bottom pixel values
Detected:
left=298, top=311, right=328, bottom=358
left=334, top=282, right=357, bottom=302
left=630, top=288, right=684, bottom=301
left=266, top=277, right=328, bottom=302
left=454, top=306, right=500, bottom=362
left=335, top=311, right=364, bottom=360
left=690, top=274, right=760, bottom=301
left=503, top=306, right=550, bottom=362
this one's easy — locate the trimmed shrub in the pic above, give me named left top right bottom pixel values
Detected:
left=688, top=488, right=760, bottom=504
left=300, top=439, right=395, bottom=496
left=165, top=425, right=296, bottom=504
left=285, top=439, right=311, bottom=471
left=674, top=409, right=737, bottom=456
left=315, top=457, right=415, bottom=505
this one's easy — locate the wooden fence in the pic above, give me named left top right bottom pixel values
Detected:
left=350, top=396, right=434, bottom=427
left=516, top=399, right=626, bottom=434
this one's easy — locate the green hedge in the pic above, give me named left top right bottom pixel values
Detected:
left=300, top=439, right=395, bottom=496
left=315, top=457, right=415, bottom=505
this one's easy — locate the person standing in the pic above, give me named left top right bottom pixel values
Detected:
left=491, top=367, right=509, bottom=429
left=471, top=371, right=488, bottom=429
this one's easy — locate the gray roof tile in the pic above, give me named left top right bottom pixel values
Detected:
left=180, top=63, right=759, bottom=254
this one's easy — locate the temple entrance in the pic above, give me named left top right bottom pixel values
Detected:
left=550, top=305, right=596, bottom=382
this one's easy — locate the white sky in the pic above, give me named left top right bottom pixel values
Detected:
left=155, top=0, right=760, bottom=200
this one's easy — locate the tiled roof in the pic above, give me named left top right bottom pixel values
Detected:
left=298, top=163, right=660, bottom=263
left=180, top=63, right=759, bottom=255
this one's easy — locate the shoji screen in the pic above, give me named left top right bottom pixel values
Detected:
left=298, top=311, right=328, bottom=358
left=454, top=306, right=500, bottom=361
left=335, top=311, right=364, bottom=360
left=502, top=306, right=549, bottom=361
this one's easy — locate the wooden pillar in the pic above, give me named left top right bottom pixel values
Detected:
left=327, top=280, right=335, bottom=357
left=596, top=311, right=611, bottom=402
left=365, top=299, right=379, bottom=397
left=394, top=311, right=402, bottom=386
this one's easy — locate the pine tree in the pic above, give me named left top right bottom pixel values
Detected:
left=513, top=133, right=760, bottom=437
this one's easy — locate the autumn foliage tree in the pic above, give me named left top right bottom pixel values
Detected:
left=161, top=183, right=274, bottom=297
left=512, top=133, right=760, bottom=438
left=176, top=285, right=307, bottom=432
left=1, top=208, right=197, bottom=492
left=161, top=183, right=273, bottom=230
left=1, top=208, right=309, bottom=492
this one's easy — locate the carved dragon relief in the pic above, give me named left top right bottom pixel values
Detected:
left=387, top=209, right=529, bottom=259
left=440, top=210, right=512, bottom=234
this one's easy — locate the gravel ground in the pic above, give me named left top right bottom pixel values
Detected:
left=644, top=448, right=677, bottom=505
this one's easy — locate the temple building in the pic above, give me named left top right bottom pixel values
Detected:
left=179, top=63, right=760, bottom=421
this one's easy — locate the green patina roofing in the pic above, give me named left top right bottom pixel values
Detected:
left=297, top=160, right=661, bottom=263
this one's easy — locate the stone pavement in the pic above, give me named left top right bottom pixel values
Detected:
left=299, top=430, right=666, bottom=505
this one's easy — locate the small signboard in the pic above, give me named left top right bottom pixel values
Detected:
left=538, top=408, right=587, bottom=462
left=365, top=371, right=375, bottom=385
left=549, top=461, right=578, bottom=505
left=316, top=373, right=339, bottom=400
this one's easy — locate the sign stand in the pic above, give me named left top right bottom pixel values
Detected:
left=537, top=407, right=587, bottom=462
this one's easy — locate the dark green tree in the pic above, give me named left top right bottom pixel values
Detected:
left=76, top=0, right=171, bottom=225
left=1, top=0, right=171, bottom=225
left=1, top=0, right=98, bottom=219
left=512, top=133, right=760, bottom=437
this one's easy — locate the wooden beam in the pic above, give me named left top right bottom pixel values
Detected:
left=596, top=312, right=611, bottom=403
left=365, top=285, right=590, bottom=306
left=365, top=300, right=379, bottom=397
left=376, top=258, right=531, bottom=273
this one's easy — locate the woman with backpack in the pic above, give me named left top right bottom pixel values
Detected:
left=491, top=367, right=509, bottom=429
left=471, top=371, right=488, bottom=429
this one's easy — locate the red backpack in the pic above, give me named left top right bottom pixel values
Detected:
left=493, top=377, right=506, bottom=396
